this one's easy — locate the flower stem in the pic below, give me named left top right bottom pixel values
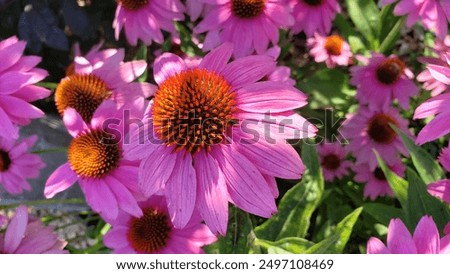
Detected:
left=0, top=198, right=86, bottom=210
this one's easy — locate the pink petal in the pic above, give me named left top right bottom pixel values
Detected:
left=367, top=237, right=390, bottom=254
left=222, top=55, right=276, bottom=89
left=153, top=53, right=186, bottom=86
left=213, top=145, right=277, bottom=218
left=81, top=179, right=119, bottom=220
left=4, top=205, right=28, bottom=253
left=0, top=107, right=19, bottom=139
left=108, top=177, right=143, bottom=218
left=194, top=151, right=229, bottom=235
left=63, top=108, right=89, bottom=137
left=416, top=111, right=450, bottom=145
left=427, top=179, right=450, bottom=203
left=138, top=145, right=177, bottom=197
left=199, top=43, right=233, bottom=74
left=44, top=163, right=78, bottom=198
left=413, top=216, right=440, bottom=254
left=236, top=82, right=307, bottom=113
left=0, top=72, right=33, bottom=95
left=165, top=153, right=197, bottom=229
left=387, top=218, right=418, bottom=254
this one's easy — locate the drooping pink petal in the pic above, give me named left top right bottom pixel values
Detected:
left=4, top=205, right=28, bottom=253
left=44, top=163, right=78, bottom=198
left=194, top=151, right=229, bottom=235
left=62, top=108, right=89, bottom=137
left=165, top=153, right=197, bottom=229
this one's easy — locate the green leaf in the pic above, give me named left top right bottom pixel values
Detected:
left=297, top=69, right=354, bottom=109
left=363, top=203, right=403, bottom=226
left=254, top=144, right=324, bottom=241
left=379, top=17, right=405, bottom=54
left=305, top=207, right=363, bottom=254
left=175, top=22, right=203, bottom=56
left=345, top=0, right=380, bottom=48
left=254, top=238, right=314, bottom=254
left=204, top=207, right=253, bottom=254
left=334, top=14, right=367, bottom=53
left=392, top=125, right=444, bottom=184
left=405, top=168, right=450, bottom=231
left=135, top=44, right=148, bottom=83
left=375, top=151, right=408, bottom=207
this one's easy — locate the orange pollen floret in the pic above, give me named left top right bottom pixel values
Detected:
left=231, top=0, right=266, bottom=19
left=68, top=130, right=121, bottom=178
left=118, top=0, right=149, bottom=11
left=324, top=35, right=344, bottom=56
left=367, top=113, right=398, bottom=144
left=127, top=208, right=172, bottom=254
left=55, top=74, right=112, bottom=122
left=152, top=68, right=237, bottom=155
left=376, top=57, right=406, bottom=85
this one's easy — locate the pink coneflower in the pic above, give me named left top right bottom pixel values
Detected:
left=55, top=45, right=152, bottom=124
left=104, top=196, right=216, bottom=253
left=194, top=0, right=294, bottom=58
left=354, top=159, right=405, bottom=200
left=307, top=33, right=352, bottom=68
left=0, top=135, right=45, bottom=195
left=124, top=43, right=316, bottom=234
left=367, top=215, right=450, bottom=254
left=381, top=0, right=450, bottom=40
left=341, top=106, right=410, bottom=170
left=0, top=36, right=50, bottom=140
left=113, top=0, right=185, bottom=46
left=317, top=142, right=351, bottom=182
left=414, top=71, right=450, bottom=145
left=290, top=0, right=341, bottom=37
left=0, top=205, right=67, bottom=254
left=44, top=102, right=143, bottom=221
left=351, top=53, right=419, bottom=110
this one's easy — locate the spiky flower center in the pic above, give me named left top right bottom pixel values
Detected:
left=153, top=68, right=237, bottom=154
left=118, top=0, right=149, bottom=10
left=322, top=153, right=341, bottom=170
left=303, top=0, right=323, bottom=6
left=231, top=0, right=266, bottom=19
left=0, top=150, right=11, bottom=172
left=367, top=113, right=398, bottom=144
left=373, top=167, right=387, bottom=181
left=324, top=35, right=343, bottom=56
left=68, top=130, right=121, bottom=178
left=55, top=74, right=111, bottom=122
left=376, top=57, right=406, bottom=85
left=127, top=208, right=172, bottom=254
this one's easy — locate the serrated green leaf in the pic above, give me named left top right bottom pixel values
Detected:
left=363, top=203, right=403, bottom=226
left=405, top=168, right=450, bottom=231
left=375, top=150, right=408, bottom=207
left=392, top=125, right=444, bottom=184
left=305, top=207, right=363, bottom=254
left=204, top=207, right=253, bottom=254
left=254, top=144, right=324, bottom=241
left=345, top=0, right=380, bottom=48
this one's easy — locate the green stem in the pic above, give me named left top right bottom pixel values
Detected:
left=0, top=198, right=86, bottom=210
left=36, top=82, right=58, bottom=90
left=32, top=147, right=68, bottom=154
